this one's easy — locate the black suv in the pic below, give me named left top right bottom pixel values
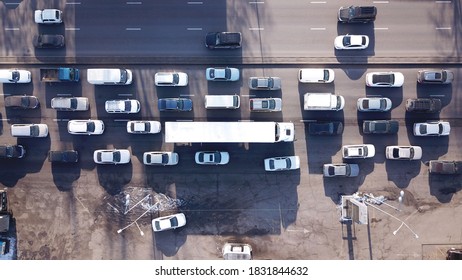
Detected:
left=0, top=144, right=25, bottom=159
left=205, top=32, right=242, bottom=49
left=405, top=98, right=442, bottom=113
left=338, top=6, right=377, bottom=23
left=48, top=150, right=78, bottom=163
left=309, top=122, right=344, bottom=136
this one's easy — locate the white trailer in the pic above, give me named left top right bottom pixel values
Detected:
left=165, top=121, right=294, bottom=143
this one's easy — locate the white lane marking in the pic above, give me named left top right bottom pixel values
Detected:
left=367, top=95, right=382, bottom=97
left=436, top=27, right=451, bottom=30
left=310, top=27, right=326, bottom=30
left=4, top=3, right=21, bottom=5
left=126, top=28, right=141, bottom=31
left=54, top=119, right=70, bottom=122
left=435, top=1, right=451, bottom=3
left=374, top=27, right=389, bottom=30
left=126, top=1, right=142, bottom=4
left=66, top=2, right=81, bottom=4
left=57, top=93, right=72, bottom=96
left=430, top=94, right=445, bottom=97
left=249, top=27, right=264, bottom=30
left=1, top=118, right=10, bottom=121
left=373, top=1, right=389, bottom=3
left=176, top=119, right=193, bottom=122
left=310, top=1, right=326, bottom=3
left=4, top=27, right=19, bottom=31
left=187, top=1, right=203, bottom=4
left=249, top=1, right=264, bottom=3
left=118, top=94, right=132, bottom=96
left=65, top=27, right=80, bottom=31
left=180, top=94, right=195, bottom=97
left=114, top=119, right=130, bottom=122
left=187, top=27, right=203, bottom=31
left=300, top=120, right=316, bottom=122
left=241, top=95, right=256, bottom=97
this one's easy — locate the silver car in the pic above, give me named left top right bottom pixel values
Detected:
left=323, top=163, right=359, bottom=177
left=68, top=120, right=105, bottom=135
left=126, top=121, right=161, bottom=134
left=143, top=152, right=179, bottom=166
left=195, top=151, right=229, bottom=165
left=249, top=98, right=282, bottom=112
left=206, top=67, right=239, bottom=81
left=357, top=97, right=392, bottom=112
left=248, top=77, right=281, bottom=90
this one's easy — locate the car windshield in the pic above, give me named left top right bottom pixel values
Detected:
left=124, top=101, right=132, bottom=111
left=419, top=125, right=427, bottom=134
left=438, top=123, right=444, bottom=134
left=30, top=125, right=39, bottom=137
left=177, top=99, right=184, bottom=109
left=87, top=122, right=95, bottom=132
left=323, top=70, right=330, bottom=81
left=380, top=99, right=387, bottom=109
left=269, top=159, right=275, bottom=170
left=213, top=152, right=221, bottom=163
left=362, top=100, right=369, bottom=109
left=172, top=74, right=179, bottom=84
left=113, top=151, right=120, bottom=162
left=285, top=158, right=291, bottom=169
left=328, top=166, right=335, bottom=175
left=120, top=69, right=128, bottom=83
left=170, top=217, right=178, bottom=227
left=70, top=98, right=77, bottom=109
left=161, top=154, right=169, bottom=164
left=343, top=36, right=351, bottom=46
left=409, top=148, right=414, bottom=158
left=21, top=97, right=30, bottom=107
left=11, top=70, right=19, bottom=82
left=224, top=68, right=231, bottom=79
left=373, top=74, right=394, bottom=85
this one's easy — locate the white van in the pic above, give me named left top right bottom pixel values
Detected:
left=222, top=243, right=252, bottom=260
left=0, top=69, right=31, bottom=83
left=205, top=95, right=240, bottom=109
left=87, top=68, right=132, bottom=85
left=304, top=93, right=345, bottom=111
left=11, top=124, right=48, bottom=137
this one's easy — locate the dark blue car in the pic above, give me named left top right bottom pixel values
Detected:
left=158, top=98, right=193, bottom=111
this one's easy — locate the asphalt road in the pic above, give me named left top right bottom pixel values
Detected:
left=0, top=0, right=461, bottom=261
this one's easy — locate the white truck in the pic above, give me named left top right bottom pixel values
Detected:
left=87, top=68, right=132, bottom=85
left=304, top=93, right=345, bottom=111
left=165, top=121, right=294, bottom=143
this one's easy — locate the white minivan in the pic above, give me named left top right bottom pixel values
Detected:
left=11, top=124, right=48, bottom=137
left=304, top=93, right=345, bottom=111
left=0, top=69, right=31, bottom=83
left=205, top=95, right=240, bottom=109
left=87, top=68, right=132, bottom=85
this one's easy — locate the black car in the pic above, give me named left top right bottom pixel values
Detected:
left=363, top=120, right=399, bottom=134
left=338, top=6, right=377, bottom=23
left=205, top=32, right=242, bottom=49
left=158, top=98, right=193, bottom=112
left=33, top=34, right=65, bottom=48
left=0, top=144, right=25, bottom=159
left=405, top=98, right=442, bottom=113
left=4, top=95, right=39, bottom=109
left=308, top=122, right=343, bottom=135
left=48, top=150, right=79, bottom=163
left=446, top=248, right=462, bottom=260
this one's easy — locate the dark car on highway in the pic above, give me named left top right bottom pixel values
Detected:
left=158, top=98, right=193, bottom=112
left=363, top=120, right=399, bottom=134
left=205, top=32, right=241, bottom=49
left=4, top=95, right=39, bottom=109
left=33, top=34, right=65, bottom=48
left=308, top=122, right=343, bottom=136
left=0, top=144, right=25, bottom=159
left=48, top=150, right=79, bottom=163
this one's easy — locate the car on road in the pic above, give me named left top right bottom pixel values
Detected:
left=413, top=121, right=450, bottom=136
left=105, top=99, right=140, bottom=113
left=205, top=32, right=241, bottom=49
left=0, top=144, right=25, bottom=159
left=428, top=160, right=462, bottom=175
left=417, top=69, right=454, bottom=84
left=334, top=34, right=369, bottom=50
left=264, top=156, right=300, bottom=171
left=0, top=69, right=31, bottom=83
left=67, top=120, right=105, bottom=135
left=93, top=149, right=130, bottom=164
left=11, top=124, right=48, bottom=138
left=385, top=146, right=422, bottom=160
left=323, top=163, right=359, bottom=177
left=362, top=120, right=399, bottom=134
left=405, top=98, right=442, bottom=113
left=143, top=152, right=179, bottom=166
left=33, top=34, right=65, bottom=48
left=249, top=98, right=282, bottom=112
left=206, top=67, right=239, bottom=81
left=51, top=97, right=89, bottom=111
left=366, top=72, right=404, bottom=87
left=126, top=121, right=161, bottom=134
left=154, top=72, right=188, bottom=86
left=248, top=77, right=282, bottom=90
left=4, top=95, right=39, bottom=109
left=357, top=97, right=392, bottom=112
left=158, top=98, right=193, bottom=112
left=34, top=9, right=62, bottom=24
left=195, top=151, right=229, bottom=165
left=48, top=150, right=79, bottom=163
left=308, top=122, right=344, bottom=136
left=338, top=6, right=377, bottom=23
left=152, top=213, right=186, bottom=232
left=342, top=144, right=375, bottom=159
left=298, top=68, right=334, bottom=83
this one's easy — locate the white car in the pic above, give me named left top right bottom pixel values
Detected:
left=385, top=146, right=422, bottom=160
left=34, top=9, right=62, bottom=24
left=366, top=72, right=404, bottom=87
left=323, top=163, right=359, bottom=177
left=195, top=151, right=229, bottom=165
left=93, top=149, right=130, bottom=164
left=357, top=97, right=392, bottom=112
left=105, top=99, right=140, bottom=113
left=206, top=67, right=239, bottom=81
left=143, top=152, right=179, bottom=166
left=126, top=121, right=161, bottom=134
left=264, top=156, right=300, bottom=171
left=413, top=121, right=450, bottom=136
left=154, top=72, right=188, bottom=86
left=298, top=68, right=334, bottom=83
left=342, top=144, right=375, bottom=159
left=67, top=120, right=105, bottom=135
left=151, top=213, right=186, bottom=232
left=249, top=98, right=282, bottom=112
left=0, top=69, right=31, bottom=83
left=10, top=124, right=48, bottom=138
left=334, top=35, right=369, bottom=50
